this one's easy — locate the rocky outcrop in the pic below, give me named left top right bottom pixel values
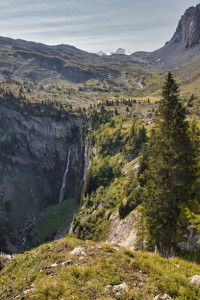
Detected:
left=171, top=5, right=200, bottom=48
left=0, top=102, right=85, bottom=253
left=177, top=224, right=200, bottom=251
left=149, top=4, right=200, bottom=70
left=107, top=210, right=140, bottom=249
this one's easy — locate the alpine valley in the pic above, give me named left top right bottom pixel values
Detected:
left=1, top=4, right=200, bottom=300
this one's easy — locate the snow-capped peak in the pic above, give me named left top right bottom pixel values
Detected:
left=96, top=51, right=108, bottom=56
left=111, top=48, right=131, bottom=55
left=96, top=48, right=131, bottom=56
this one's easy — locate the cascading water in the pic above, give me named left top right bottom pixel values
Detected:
left=59, top=147, right=71, bottom=202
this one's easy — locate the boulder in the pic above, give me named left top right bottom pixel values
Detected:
left=113, top=282, right=128, bottom=294
left=154, top=294, right=173, bottom=300
left=190, top=275, right=200, bottom=287
left=61, top=260, right=73, bottom=265
left=70, top=247, right=87, bottom=256
left=51, top=263, right=58, bottom=267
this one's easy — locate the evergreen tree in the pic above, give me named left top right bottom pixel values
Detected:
left=142, top=72, right=197, bottom=257
left=81, top=167, right=96, bottom=201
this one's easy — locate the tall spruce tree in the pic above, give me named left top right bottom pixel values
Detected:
left=142, top=72, right=196, bottom=257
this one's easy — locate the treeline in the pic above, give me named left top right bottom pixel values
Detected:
left=0, top=90, right=74, bottom=120
left=87, top=105, right=147, bottom=155
left=89, top=105, right=113, bottom=130
left=96, top=98, right=150, bottom=107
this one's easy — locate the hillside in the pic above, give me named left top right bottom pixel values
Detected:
left=0, top=36, right=158, bottom=84
left=1, top=237, right=200, bottom=300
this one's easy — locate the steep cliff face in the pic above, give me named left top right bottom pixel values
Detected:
left=149, top=4, right=200, bottom=70
left=0, top=102, right=85, bottom=253
left=171, top=5, right=200, bottom=48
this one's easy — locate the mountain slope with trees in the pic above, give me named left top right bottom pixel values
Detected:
left=141, top=72, right=199, bottom=256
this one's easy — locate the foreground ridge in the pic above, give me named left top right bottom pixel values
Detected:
left=1, top=237, right=200, bottom=299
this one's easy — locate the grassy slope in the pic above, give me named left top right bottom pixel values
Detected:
left=1, top=59, right=200, bottom=112
left=29, top=198, right=79, bottom=247
left=174, top=57, right=200, bottom=97
left=1, top=237, right=200, bottom=299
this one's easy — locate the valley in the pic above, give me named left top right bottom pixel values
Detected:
left=1, top=3, right=200, bottom=300
left=1, top=4, right=200, bottom=254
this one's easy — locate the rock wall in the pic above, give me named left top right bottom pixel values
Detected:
left=107, top=210, right=140, bottom=249
left=0, top=103, right=85, bottom=253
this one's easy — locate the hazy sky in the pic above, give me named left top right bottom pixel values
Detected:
left=0, top=0, right=199, bottom=53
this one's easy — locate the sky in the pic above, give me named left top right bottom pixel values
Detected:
left=0, top=0, right=199, bottom=53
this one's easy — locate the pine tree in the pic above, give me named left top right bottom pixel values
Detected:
left=142, top=72, right=197, bottom=257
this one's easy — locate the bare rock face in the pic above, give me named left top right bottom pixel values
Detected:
left=0, top=102, right=85, bottom=253
left=107, top=210, right=140, bottom=249
left=149, top=4, right=200, bottom=70
left=172, top=5, right=200, bottom=48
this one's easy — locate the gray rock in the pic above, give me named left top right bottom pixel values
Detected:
left=61, top=260, right=73, bottom=265
left=107, top=210, right=140, bottom=249
left=162, top=294, right=173, bottom=300
left=70, top=247, right=87, bottom=256
left=174, top=264, right=180, bottom=269
left=0, top=254, right=12, bottom=260
left=190, top=275, right=200, bottom=287
left=154, top=294, right=173, bottom=300
left=51, top=263, right=58, bottom=267
left=113, top=282, right=128, bottom=293
left=79, top=256, right=85, bottom=260
left=106, top=285, right=111, bottom=288
left=23, top=288, right=35, bottom=295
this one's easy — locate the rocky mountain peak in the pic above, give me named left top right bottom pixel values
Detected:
left=171, top=4, right=200, bottom=48
left=149, top=4, right=200, bottom=70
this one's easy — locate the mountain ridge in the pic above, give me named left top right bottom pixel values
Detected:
left=0, top=4, right=199, bottom=83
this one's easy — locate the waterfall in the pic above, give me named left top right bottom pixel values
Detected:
left=59, top=147, right=71, bottom=202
